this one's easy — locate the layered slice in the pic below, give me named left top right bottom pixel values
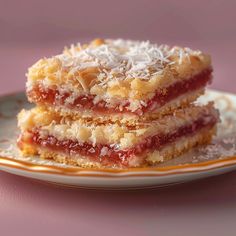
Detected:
left=26, top=39, right=212, bottom=123
left=17, top=103, right=219, bottom=168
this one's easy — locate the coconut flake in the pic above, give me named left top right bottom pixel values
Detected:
left=100, top=146, right=108, bottom=156
left=56, top=39, right=195, bottom=82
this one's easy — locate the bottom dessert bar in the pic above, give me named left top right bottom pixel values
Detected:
left=17, top=104, right=219, bottom=168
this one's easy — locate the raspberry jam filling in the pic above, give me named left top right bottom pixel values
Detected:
left=21, top=113, right=217, bottom=167
left=28, top=68, right=212, bottom=115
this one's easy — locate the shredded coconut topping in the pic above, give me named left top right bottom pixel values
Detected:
left=57, top=39, right=199, bottom=81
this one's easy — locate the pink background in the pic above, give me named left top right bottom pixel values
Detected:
left=0, top=0, right=236, bottom=235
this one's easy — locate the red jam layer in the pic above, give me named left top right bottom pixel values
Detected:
left=23, top=113, right=217, bottom=167
left=28, top=68, right=212, bottom=115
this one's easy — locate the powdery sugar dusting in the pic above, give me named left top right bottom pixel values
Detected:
left=192, top=136, right=236, bottom=163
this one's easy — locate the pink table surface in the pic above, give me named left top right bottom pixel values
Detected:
left=1, top=41, right=236, bottom=236
left=1, top=0, right=236, bottom=235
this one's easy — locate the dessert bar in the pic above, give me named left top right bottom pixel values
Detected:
left=18, top=104, right=218, bottom=168
left=26, top=39, right=212, bottom=122
left=17, top=38, right=219, bottom=168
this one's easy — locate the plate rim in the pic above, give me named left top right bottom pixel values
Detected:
left=0, top=155, right=236, bottom=177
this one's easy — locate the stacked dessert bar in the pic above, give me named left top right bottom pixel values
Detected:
left=17, top=39, right=219, bottom=168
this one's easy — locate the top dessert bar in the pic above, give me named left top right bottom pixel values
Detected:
left=26, top=38, right=212, bottom=122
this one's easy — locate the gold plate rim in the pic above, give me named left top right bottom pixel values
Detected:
left=0, top=154, right=236, bottom=178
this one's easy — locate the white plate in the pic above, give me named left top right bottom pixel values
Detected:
left=0, top=89, right=236, bottom=190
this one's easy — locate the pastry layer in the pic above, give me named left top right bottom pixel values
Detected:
left=32, top=126, right=216, bottom=169
left=26, top=38, right=212, bottom=120
left=27, top=68, right=211, bottom=119
left=17, top=103, right=219, bottom=168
